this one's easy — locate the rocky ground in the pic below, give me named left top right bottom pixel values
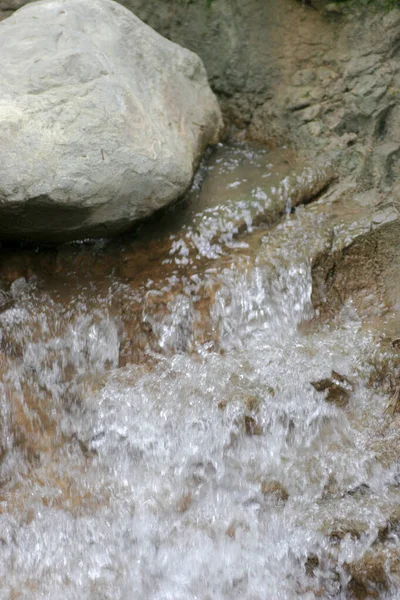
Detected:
left=2, top=0, right=400, bottom=219
left=1, top=0, right=400, bottom=597
left=0, top=0, right=222, bottom=241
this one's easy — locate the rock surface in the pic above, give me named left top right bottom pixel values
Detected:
left=0, top=0, right=222, bottom=241
left=4, top=1, right=400, bottom=191
left=117, top=0, right=400, bottom=186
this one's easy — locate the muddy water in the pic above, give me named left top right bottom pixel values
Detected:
left=0, top=143, right=399, bottom=599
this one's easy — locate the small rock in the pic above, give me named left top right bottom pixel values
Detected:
left=345, top=483, right=370, bottom=498
left=261, top=480, right=289, bottom=502
left=311, top=370, right=353, bottom=408
left=218, top=398, right=228, bottom=410
left=10, top=276, right=28, bottom=297
left=305, top=554, right=319, bottom=577
left=244, top=415, right=263, bottom=436
left=0, top=290, right=14, bottom=313
left=384, top=385, right=400, bottom=415
left=329, top=527, right=363, bottom=543
left=377, top=505, right=400, bottom=543
left=331, top=370, right=354, bottom=388
left=345, top=548, right=400, bottom=599
left=245, top=395, right=261, bottom=412
left=226, top=520, right=249, bottom=539
left=391, top=338, right=400, bottom=350
left=321, top=519, right=368, bottom=544
left=177, top=491, right=192, bottom=513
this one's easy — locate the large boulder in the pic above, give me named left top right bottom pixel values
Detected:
left=0, top=0, right=222, bottom=241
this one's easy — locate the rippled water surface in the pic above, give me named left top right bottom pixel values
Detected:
left=0, top=143, right=399, bottom=599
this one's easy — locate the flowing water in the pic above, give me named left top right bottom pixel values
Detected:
left=0, top=143, right=399, bottom=599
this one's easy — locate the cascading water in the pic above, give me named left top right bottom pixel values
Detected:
left=0, top=143, right=399, bottom=599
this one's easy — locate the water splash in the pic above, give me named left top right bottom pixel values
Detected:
left=0, top=144, right=397, bottom=599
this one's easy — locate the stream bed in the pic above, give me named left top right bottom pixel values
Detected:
left=0, top=143, right=399, bottom=599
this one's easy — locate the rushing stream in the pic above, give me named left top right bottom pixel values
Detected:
left=0, top=143, right=399, bottom=599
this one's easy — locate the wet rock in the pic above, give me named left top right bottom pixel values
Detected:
left=0, top=0, right=222, bottom=241
left=328, top=526, right=364, bottom=543
left=2, top=381, right=60, bottom=470
left=177, top=492, right=192, bottom=513
left=366, top=348, right=400, bottom=416
left=261, top=480, right=289, bottom=502
left=368, top=414, right=400, bottom=467
left=376, top=505, right=400, bottom=543
left=0, top=290, right=14, bottom=314
left=244, top=415, right=263, bottom=436
left=225, top=520, right=249, bottom=539
left=322, top=475, right=371, bottom=501
left=346, top=548, right=400, bottom=599
left=311, top=370, right=353, bottom=408
left=345, top=483, right=370, bottom=499
left=244, top=395, right=262, bottom=412
left=385, top=385, right=400, bottom=416
left=324, top=384, right=349, bottom=408
left=305, top=554, right=319, bottom=577
left=331, top=370, right=354, bottom=387
left=321, top=519, right=368, bottom=544
left=391, top=338, right=400, bottom=350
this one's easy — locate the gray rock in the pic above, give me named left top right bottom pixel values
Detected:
left=3, top=0, right=399, bottom=190
left=0, top=0, right=222, bottom=241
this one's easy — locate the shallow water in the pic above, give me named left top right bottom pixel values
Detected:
left=0, top=143, right=399, bottom=599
